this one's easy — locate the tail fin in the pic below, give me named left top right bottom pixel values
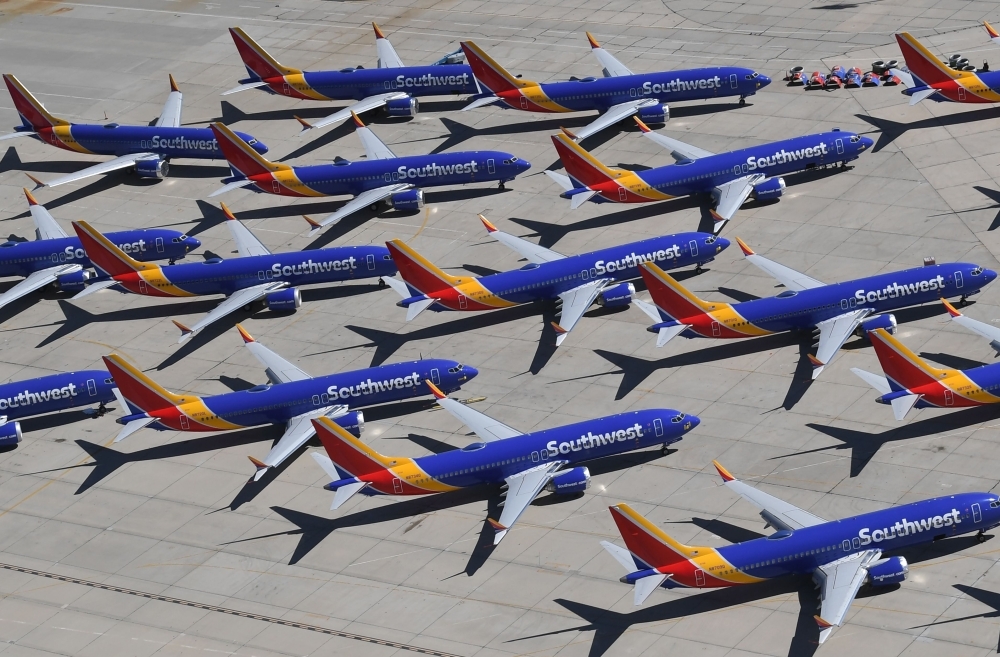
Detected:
left=72, top=221, right=154, bottom=277
left=3, top=74, right=68, bottom=130
left=460, top=41, right=538, bottom=94
left=640, top=262, right=729, bottom=321
left=550, top=133, right=619, bottom=188
left=102, top=354, right=190, bottom=413
left=386, top=239, right=466, bottom=294
left=986, top=20, right=1000, bottom=44
left=609, top=503, right=707, bottom=569
left=895, top=33, right=966, bottom=85
left=313, top=416, right=396, bottom=478
left=228, top=27, right=301, bottom=80
left=210, top=122, right=287, bottom=178
left=868, top=328, right=948, bottom=391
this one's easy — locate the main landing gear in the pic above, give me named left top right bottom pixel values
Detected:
left=978, top=529, right=988, bottom=543
left=83, top=401, right=109, bottom=418
left=739, top=96, right=746, bottom=106
left=661, top=443, right=672, bottom=455
left=498, top=181, right=506, bottom=190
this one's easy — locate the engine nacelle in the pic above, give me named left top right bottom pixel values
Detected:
left=333, top=411, right=364, bottom=438
left=386, top=97, right=419, bottom=117
left=860, top=313, right=897, bottom=336
left=545, top=466, right=590, bottom=494
left=636, top=103, right=669, bottom=124
left=56, top=269, right=92, bottom=291
left=265, top=287, right=301, bottom=312
left=752, top=177, right=785, bottom=200
left=390, top=189, right=425, bottom=211
left=135, top=157, right=169, bottom=179
left=597, top=282, right=635, bottom=308
left=867, top=556, right=908, bottom=586
left=0, top=419, right=22, bottom=447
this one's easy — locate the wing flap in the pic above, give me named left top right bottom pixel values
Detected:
left=255, top=406, right=349, bottom=480
left=174, top=282, right=286, bottom=343
left=569, top=100, right=655, bottom=141
left=812, top=309, right=871, bottom=378
left=38, top=153, right=154, bottom=188
left=815, top=550, right=880, bottom=643
left=308, top=184, right=410, bottom=234
left=0, top=264, right=80, bottom=310
left=736, top=238, right=826, bottom=291
left=490, top=461, right=567, bottom=544
left=481, top=215, right=564, bottom=264
left=296, top=92, right=409, bottom=133
left=722, top=478, right=827, bottom=530
left=222, top=204, right=270, bottom=257
left=553, top=279, right=609, bottom=345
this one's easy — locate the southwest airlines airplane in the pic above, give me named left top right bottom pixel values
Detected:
left=0, top=74, right=267, bottom=188
left=460, top=36, right=770, bottom=141
left=548, top=121, right=872, bottom=231
left=209, top=115, right=529, bottom=232
left=71, top=206, right=396, bottom=343
left=893, top=25, right=1000, bottom=105
left=603, top=461, right=1000, bottom=643
left=311, top=381, right=697, bottom=544
left=636, top=238, right=996, bottom=378
left=103, top=325, right=476, bottom=480
left=853, top=300, right=1000, bottom=419
left=225, top=24, right=477, bottom=133
left=0, top=189, right=197, bottom=313
left=0, top=370, right=119, bottom=443
left=381, top=215, right=728, bottom=345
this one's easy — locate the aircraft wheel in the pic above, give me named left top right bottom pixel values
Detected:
left=739, top=97, right=746, bottom=106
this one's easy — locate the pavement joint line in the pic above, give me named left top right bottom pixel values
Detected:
left=0, top=562, right=463, bottom=657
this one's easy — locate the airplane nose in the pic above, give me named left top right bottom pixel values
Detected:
left=518, top=159, right=531, bottom=172
left=861, top=136, right=874, bottom=150
left=463, top=365, right=479, bottom=381
left=757, top=74, right=772, bottom=88
left=254, top=140, right=269, bottom=154
left=686, top=414, right=700, bottom=430
left=186, top=236, right=202, bottom=251
left=714, top=237, right=731, bottom=253
left=986, top=269, right=998, bottom=284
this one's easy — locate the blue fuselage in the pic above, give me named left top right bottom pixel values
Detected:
left=0, top=370, right=116, bottom=420
left=31, top=124, right=268, bottom=159
left=267, top=66, right=479, bottom=101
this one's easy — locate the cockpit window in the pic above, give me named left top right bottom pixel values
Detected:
left=671, top=413, right=685, bottom=423
left=850, top=135, right=860, bottom=143
left=511, top=157, right=518, bottom=162
left=247, top=139, right=258, bottom=145
left=972, top=267, right=984, bottom=276
left=448, top=364, right=465, bottom=373
left=990, top=499, right=1000, bottom=508
left=503, top=159, right=510, bottom=165
left=705, top=236, right=718, bottom=244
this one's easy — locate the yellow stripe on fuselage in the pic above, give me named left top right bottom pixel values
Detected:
left=939, top=371, right=1000, bottom=404
left=454, top=279, right=519, bottom=309
left=271, top=169, right=326, bottom=196
left=136, top=267, right=198, bottom=297
left=282, top=73, right=332, bottom=101
left=178, top=399, right=242, bottom=430
left=707, top=305, right=774, bottom=337
left=614, top=170, right=674, bottom=201
left=391, top=460, right=461, bottom=493
left=519, top=84, right=572, bottom=112
left=955, top=76, right=1000, bottom=102
left=52, top=125, right=94, bottom=154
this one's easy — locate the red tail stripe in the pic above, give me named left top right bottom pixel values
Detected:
left=550, top=136, right=609, bottom=188
left=102, top=356, right=174, bottom=413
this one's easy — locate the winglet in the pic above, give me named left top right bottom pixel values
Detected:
left=236, top=323, right=255, bottom=344
left=807, top=353, right=825, bottom=368
left=172, top=320, right=193, bottom=338
left=586, top=31, right=601, bottom=49
left=986, top=20, right=1000, bottom=40
left=552, top=322, right=569, bottom=346
left=350, top=111, right=366, bottom=129
left=248, top=455, right=267, bottom=470
left=712, top=460, right=735, bottom=482
left=814, top=616, right=833, bottom=630
left=426, top=380, right=447, bottom=400
left=294, top=115, right=314, bottom=130
left=373, top=22, right=387, bottom=39
left=303, top=215, right=322, bottom=230
left=169, top=73, right=180, bottom=93
left=220, top=202, right=237, bottom=221
left=735, top=237, right=754, bottom=256
left=942, top=298, right=962, bottom=317
left=560, top=126, right=578, bottom=140
left=633, top=116, right=652, bottom=133
left=23, top=187, right=38, bottom=206
left=479, top=214, right=498, bottom=233
left=25, top=172, right=45, bottom=189
left=487, top=518, right=507, bottom=532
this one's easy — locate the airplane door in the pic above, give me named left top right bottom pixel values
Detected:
left=618, top=187, right=627, bottom=201
left=520, top=96, right=528, bottom=109
left=695, top=569, right=706, bottom=587
left=487, top=159, right=495, bottom=174
left=367, top=254, right=375, bottom=271
left=138, top=279, right=148, bottom=294
left=430, top=368, right=441, bottom=385
left=711, top=320, right=721, bottom=337
left=393, top=477, right=403, bottom=494
left=458, top=294, right=468, bottom=309
left=654, top=418, right=663, bottom=437
left=282, top=81, right=291, bottom=96
left=87, top=379, right=97, bottom=396
left=179, top=415, right=189, bottom=430
left=944, top=389, right=954, bottom=406
left=959, top=87, right=967, bottom=101
left=689, top=240, right=699, bottom=257
left=955, top=271, right=964, bottom=288
left=836, top=138, right=844, bottom=154
left=974, top=503, right=982, bottom=523
left=156, top=237, right=164, bottom=253
left=729, top=74, right=737, bottom=89
left=272, top=180, right=280, bottom=194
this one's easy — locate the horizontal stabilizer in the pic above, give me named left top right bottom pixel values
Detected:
left=909, top=88, right=937, bottom=105
left=891, top=394, right=920, bottom=421
left=570, top=189, right=598, bottom=209
left=633, top=299, right=663, bottom=322
left=600, top=540, right=638, bottom=572
left=850, top=368, right=892, bottom=395
left=634, top=573, right=669, bottom=606
left=209, top=179, right=254, bottom=198
left=114, top=416, right=157, bottom=443
left=72, top=278, right=118, bottom=299
left=331, top=481, right=368, bottom=510
left=461, top=96, right=501, bottom=111
left=406, top=297, right=437, bottom=321
left=543, top=170, right=575, bottom=192
left=221, top=81, right=269, bottom=96
left=889, top=68, right=915, bottom=88
left=380, top=275, right=411, bottom=299
left=657, top=324, right=690, bottom=348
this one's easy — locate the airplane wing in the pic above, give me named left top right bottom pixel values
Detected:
left=814, top=549, right=882, bottom=644
left=586, top=32, right=633, bottom=77
left=552, top=279, right=610, bottom=346
left=985, top=20, right=1000, bottom=45
left=634, top=119, right=716, bottom=161
left=307, top=184, right=411, bottom=234
left=350, top=111, right=396, bottom=160
left=221, top=80, right=270, bottom=96
left=714, top=461, right=826, bottom=531
left=942, top=299, right=1000, bottom=353
left=734, top=238, right=826, bottom=291
left=155, top=75, right=183, bottom=128
left=295, top=92, right=409, bottom=133
left=25, top=189, right=68, bottom=240
left=373, top=23, right=405, bottom=68
left=490, top=461, right=568, bottom=544
left=252, top=405, right=350, bottom=480
left=811, top=309, right=872, bottom=378
left=221, top=203, right=270, bottom=257
left=568, top=99, right=660, bottom=142
left=479, top=214, right=565, bottom=264
left=427, top=381, right=522, bottom=443
left=235, top=323, right=311, bottom=384
left=0, top=264, right=81, bottom=310
left=209, top=179, right=256, bottom=198
left=172, top=281, right=287, bottom=343
left=710, top=174, right=763, bottom=232
left=36, top=153, right=157, bottom=188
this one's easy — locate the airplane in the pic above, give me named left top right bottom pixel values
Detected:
left=891, top=29, right=1000, bottom=105
left=310, top=380, right=698, bottom=544
left=602, top=460, right=1000, bottom=643
left=69, top=206, right=398, bottom=343
left=225, top=23, right=476, bottom=133
left=0, top=188, right=197, bottom=313
left=548, top=121, right=873, bottom=232
left=459, top=36, right=770, bottom=142
left=852, top=300, right=1000, bottom=420
left=0, top=74, right=267, bottom=188
left=0, top=370, right=119, bottom=444
left=208, top=115, right=530, bottom=232
left=102, top=324, right=477, bottom=481
left=380, top=215, right=729, bottom=346
left=635, top=238, right=996, bottom=378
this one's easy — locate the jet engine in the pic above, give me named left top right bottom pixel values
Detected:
left=545, top=467, right=590, bottom=494
left=860, top=313, right=897, bottom=336
left=333, top=411, right=364, bottom=438
left=751, top=177, right=785, bottom=200
left=386, top=97, right=419, bottom=117
left=135, top=157, right=169, bottom=179
left=390, top=189, right=425, bottom=211
left=636, top=103, right=670, bottom=124
left=265, top=287, right=302, bottom=311
left=0, top=419, right=22, bottom=447
left=867, top=556, right=908, bottom=586
left=597, top=282, right=635, bottom=308
left=56, top=270, right=92, bottom=292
